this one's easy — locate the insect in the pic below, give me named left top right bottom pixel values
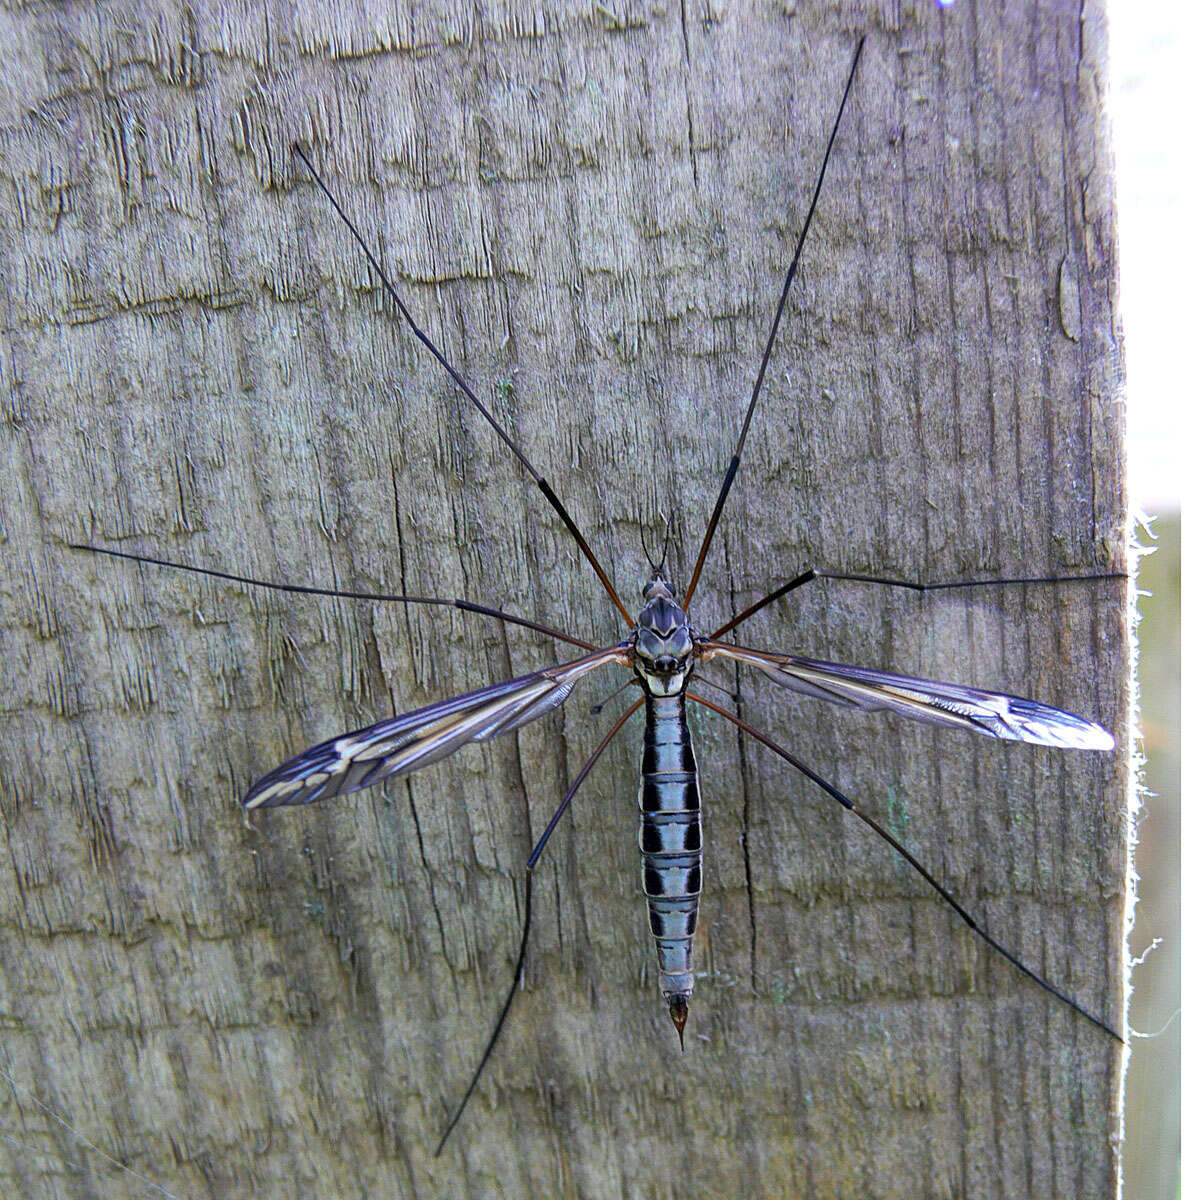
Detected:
left=76, top=36, right=1123, bottom=1155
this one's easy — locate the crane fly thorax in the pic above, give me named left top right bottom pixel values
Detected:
left=632, top=576, right=694, bottom=697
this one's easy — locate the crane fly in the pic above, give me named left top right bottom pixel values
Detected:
left=75, top=36, right=1123, bottom=1153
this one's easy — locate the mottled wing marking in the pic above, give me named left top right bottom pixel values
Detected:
left=703, top=642, right=1114, bottom=751
left=245, top=646, right=631, bottom=809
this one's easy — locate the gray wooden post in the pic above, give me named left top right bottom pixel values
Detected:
left=0, top=3, right=1127, bottom=1197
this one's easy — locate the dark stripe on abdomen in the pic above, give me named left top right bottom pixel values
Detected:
left=638, top=694, right=703, bottom=1003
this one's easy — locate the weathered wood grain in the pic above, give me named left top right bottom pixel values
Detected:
left=0, top=2, right=1128, bottom=1197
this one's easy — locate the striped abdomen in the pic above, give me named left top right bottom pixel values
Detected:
left=638, top=693, right=702, bottom=1042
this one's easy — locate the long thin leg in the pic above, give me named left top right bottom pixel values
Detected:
left=689, top=693, right=1123, bottom=1044
left=709, top=566, right=1127, bottom=640
left=683, top=37, right=865, bottom=609
left=293, top=147, right=633, bottom=628
left=434, top=696, right=644, bottom=1156
left=708, top=569, right=818, bottom=639
left=70, top=543, right=596, bottom=652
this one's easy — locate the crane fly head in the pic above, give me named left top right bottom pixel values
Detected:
left=633, top=575, right=694, bottom=696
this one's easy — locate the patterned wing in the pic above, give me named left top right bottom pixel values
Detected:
left=702, top=642, right=1114, bottom=750
left=245, top=646, right=631, bottom=809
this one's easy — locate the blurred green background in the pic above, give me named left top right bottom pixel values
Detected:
left=1123, top=513, right=1181, bottom=1199
left=1108, top=2, right=1184, bottom=1192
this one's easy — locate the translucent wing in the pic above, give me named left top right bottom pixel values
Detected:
left=245, top=646, right=631, bottom=809
left=702, top=642, right=1114, bottom=751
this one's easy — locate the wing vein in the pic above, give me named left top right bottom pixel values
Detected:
left=700, top=640, right=1113, bottom=751
left=245, top=646, right=632, bottom=808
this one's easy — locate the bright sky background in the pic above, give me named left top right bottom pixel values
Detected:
left=1108, top=7, right=1189, bottom=1198
left=1108, top=0, right=1192, bottom=515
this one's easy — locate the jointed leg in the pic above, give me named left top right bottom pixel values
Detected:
left=683, top=37, right=865, bottom=609
left=70, top=543, right=597, bottom=652
left=434, top=697, right=644, bottom=1155
left=688, top=693, right=1122, bottom=1044
left=710, top=566, right=1125, bottom=639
